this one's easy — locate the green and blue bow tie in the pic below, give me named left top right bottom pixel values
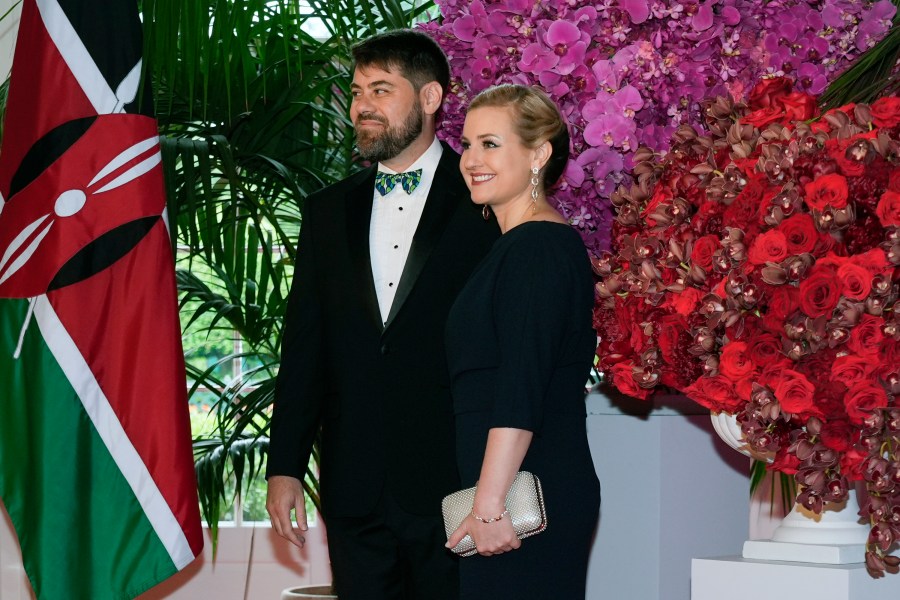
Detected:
left=375, top=169, right=423, bottom=196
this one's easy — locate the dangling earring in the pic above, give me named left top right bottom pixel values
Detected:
left=482, top=205, right=491, bottom=221
left=530, top=167, right=540, bottom=214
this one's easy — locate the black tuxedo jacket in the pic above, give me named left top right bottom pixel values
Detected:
left=267, top=143, right=499, bottom=517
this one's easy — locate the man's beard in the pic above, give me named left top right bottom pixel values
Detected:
left=355, top=100, right=424, bottom=162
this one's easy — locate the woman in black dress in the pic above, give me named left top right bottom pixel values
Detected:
left=444, top=84, right=601, bottom=599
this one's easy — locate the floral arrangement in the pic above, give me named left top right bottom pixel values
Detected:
left=424, top=0, right=895, bottom=255
left=593, top=77, right=900, bottom=574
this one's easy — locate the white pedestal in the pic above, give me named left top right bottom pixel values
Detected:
left=586, top=390, right=750, bottom=600
left=692, top=556, right=900, bottom=600
left=743, top=540, right=867, bottom=564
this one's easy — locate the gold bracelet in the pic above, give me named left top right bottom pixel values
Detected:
left=472, top=509, right=509, bottom=523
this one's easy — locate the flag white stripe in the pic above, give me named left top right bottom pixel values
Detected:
left=0, top=215, right=51, bottom=275
left=33, top=295, right=195, bottom=569
left=94, top=152, right=162, bottom=194
left=0, top=221, right=53, bottom=286
left=36, top=0, right=119, bottom=114
left=89, top=138, right=159, bottom=187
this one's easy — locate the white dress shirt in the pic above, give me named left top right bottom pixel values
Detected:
left=370, top=137, right=443, bottom=324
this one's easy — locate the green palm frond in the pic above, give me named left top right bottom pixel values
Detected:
left=750, top=460, right=797, bottom=516
left=142, top=0, right=437, bottom=538
left=819, top=1, right=900, bottom=108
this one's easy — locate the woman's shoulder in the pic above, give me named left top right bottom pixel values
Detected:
left=492, top=221, right=591, bottom=285
left=501, top=221, right=586, bottom=255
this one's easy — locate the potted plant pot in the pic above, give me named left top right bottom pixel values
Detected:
left=281, top=584, right=337, bottom=599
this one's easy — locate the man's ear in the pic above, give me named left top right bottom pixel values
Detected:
left=420, top=81, right=443, bottom=116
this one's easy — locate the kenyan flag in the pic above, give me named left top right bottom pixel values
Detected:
left=0, top=1, right=203, bottom=598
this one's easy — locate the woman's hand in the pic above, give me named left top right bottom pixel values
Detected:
left=446, top=513, right=521, bottom=556
left=449, top=427, right=533, bottom=556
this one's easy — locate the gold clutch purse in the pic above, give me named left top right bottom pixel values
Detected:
left=441, top=471, right=548, bottom=557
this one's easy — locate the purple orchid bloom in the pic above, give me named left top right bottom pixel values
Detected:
left=545, top=20, right=588, bottom=75
left=618, top=0, right=650, bottom=24
left=584, top=112, right=638, bottom=151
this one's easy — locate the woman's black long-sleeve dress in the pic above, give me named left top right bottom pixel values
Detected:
left=445, top=221, right=601, bottom=599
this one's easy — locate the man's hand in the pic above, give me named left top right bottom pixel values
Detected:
left=266, top=475, right=308, bottom=548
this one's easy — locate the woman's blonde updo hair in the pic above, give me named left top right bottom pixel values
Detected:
left=467, top=84, right=570, bottom=189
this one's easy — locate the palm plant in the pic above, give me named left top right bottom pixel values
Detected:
left=140, top=0, right=437, bottom=542
left=818, top=0, right=900, bottom=109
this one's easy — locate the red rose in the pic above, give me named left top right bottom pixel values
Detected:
left=889, top=168, right=900, bottom=193
left=690, top=235, right=720, bottom=271
left=748, top=77, right=793, bottom=110
left=831, top=355, right=876, bottom=388
left=719, top=341, right=754, bottom=381
left=798, top=266, right=840, bottom=318
left=840, top=447, right=869, bottom=481
left=742, top=107, right=785, bottom=129
left=853, top=248, right=890, bottom=275
left=816, top=253, right=847, bottom=270
left=778, top=91, right=818, bottom=121
left=843, top=381, right=889, bottom=425
left=836, top=262, right=872, bottom=301
left=803, top=174, right=849, bottom=211
left=615, top=301, right=651, bottom=354
left=740, top=176, right=767, bottom=203
left=770, top=448, right=801, bottom=475
left=826, top=137, right=866, bottom=177
left=847, top=314, right=886, bottom=356
left=875, top=190, right=900, bottom=227
left=812, top=231, right=836, bottom=257
left=771, top=369, right=818, bottom=416
left=819, top=420, right=854, bottom=452
left=685, top=375, right=744, bottom=413
left=875, top=353, right=900, bottom=393
left=642, top=186, right=672, bottom=227
left=778, top=213, right=818, bottom=255
left=766, top=284, right=800, bottom=320
left=657, top=315, right=686, bottom=363
left=747, top=334, right=784, bottom=366
left=881, top=339, right=900, bottom=369
left=670, top=287, right=703, bottom=318
left=762, top=289, right=801, bottom=334
left=733, top=375, right=755, bottom=401
left=869, top=97, right=900, bottom=128
left=611, top=362, right=650, bottom=400
left=747, top=229, right=788, bottom=265
left=799, top=349, right=837, bottom=387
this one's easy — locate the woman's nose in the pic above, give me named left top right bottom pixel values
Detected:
left=463, top=149, right=480, bottom=169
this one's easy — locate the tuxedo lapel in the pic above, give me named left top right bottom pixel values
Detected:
left=345, top=168, right=384, bottom=332
left=384, top=147, right=463, bottom=331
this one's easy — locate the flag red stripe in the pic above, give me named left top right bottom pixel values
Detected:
left=0, top=3, right=96, bottom=195
left=48, top=220, right=203, bottom=555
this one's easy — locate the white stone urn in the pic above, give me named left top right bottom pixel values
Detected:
left=710, top=411, right=869, bottom=564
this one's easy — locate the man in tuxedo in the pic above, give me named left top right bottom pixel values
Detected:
left=265, top=29, right=499, bottom=599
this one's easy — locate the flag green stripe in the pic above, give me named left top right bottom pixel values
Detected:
left=0, top=299, right=177, bottom=600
